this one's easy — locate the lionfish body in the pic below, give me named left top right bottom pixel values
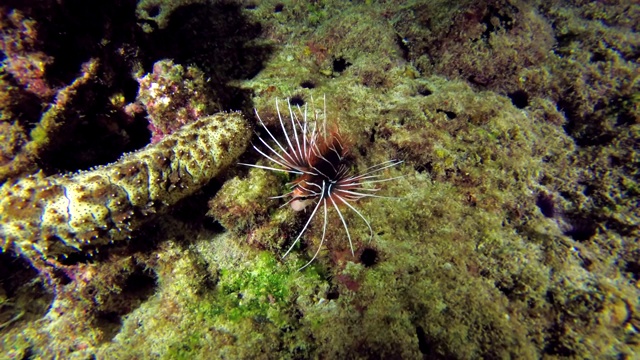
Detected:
left=241, top=97, right=401, bottom=270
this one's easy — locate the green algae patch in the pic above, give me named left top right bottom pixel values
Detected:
left=165, top=332, right=205, bottom=360
left=190, top=252, right=295, bottom=326
left=159, top=248, right=324, bottom=359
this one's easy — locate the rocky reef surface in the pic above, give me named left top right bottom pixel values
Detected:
left=0, top=1, right=638, bottom=359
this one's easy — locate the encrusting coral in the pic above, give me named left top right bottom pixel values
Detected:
left=0, top=112, right=251, bottom=261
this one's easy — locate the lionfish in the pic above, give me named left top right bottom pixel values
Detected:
left=240, top=96, right=402, bottom=270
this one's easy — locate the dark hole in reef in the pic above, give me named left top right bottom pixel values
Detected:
left=204, top=218, right=226, bottom=233
left=417, top=85, right=433, bottom=96
left=175, top=180, right=224, bottom=229
left=508, top=90, right=529, bottom=109
left=580, top=254, right=594, bottom=270
left=95, top=310, right=122, bottom=341
left=85, top=285, right=98, bottom=297
left=0, top=253, right=36, bottom=296
left=52, top=268, right=73, bottom=285
left=554, top=31, right=579, bottom=49
left=274, top=3, right=284, bottom=12
left=608, top=95, right=639, bottom=126
left=122, top=77, right=140, bottom=103
left=300, top=80, right=315, bottom=89
left=436, top=109, right=457, bottom=119
left=95, top=266, right=158, bottom=342
left=291, top=345, right=307, bottom=357
left=415, top=325, right=430, bottom=355
left=559, top=190, right=574, bottom=200
left=609, top=155, right=622, bottom=167
left=244, top=3, right=257, bottom=10
left=369, top=127, right=376, bottom=143
left=35, top=1, right=139, bottom=85
left=536, top=192, right=555, bottom=218
left=0, top=252, right=53, bottom=327
left=141, top=1, right=268, bottom=107
left=395, top=34, right=410, bottom=61
left=539, top=175, right=552, bottom=185
left=332, top=57, right=351, bottom=73
left=564, top=216, right=598, bottom=241
left=616, top=109, right=637, bottom=127
left=359, top=248, right=378, bottom=267
left=19, top=347, right=35, bottom=360
left=127, top=111, right=154, bottom=146
left=543, top=324, right=576, bottom=356
left=590, top=51, right=606, bottom=63
left=326, top=287, right=339, bottom=300
left=38, top=97, right=152, bottom=173
left=57, top=249, right=95, bottom=266
left=556, top=97, right=576, bottom=120
left=559, top=98, right=617, bottom=146
left=583, top=184, right=597, bottom=197
left=123, top=267, right=157, bottom=298
left=145, top=5, right=161, bottom=17
left=624, top=260, right=640, bottom=281
left=495, top=280, right=515, bottom=298
left=415, top=162, right=433, bottom=174
left=578, top=131, right=616, bottom=147
left=289, top=95, right=305, bottom=107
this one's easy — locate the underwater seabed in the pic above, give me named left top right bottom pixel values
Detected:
left=1, top=0, right=639, bottom=358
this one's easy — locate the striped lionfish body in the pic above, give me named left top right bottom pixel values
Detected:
left=241, top=97, right=402, bottom=270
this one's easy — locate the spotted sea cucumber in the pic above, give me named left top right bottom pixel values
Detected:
left=0, top=112, right=250, bottom=261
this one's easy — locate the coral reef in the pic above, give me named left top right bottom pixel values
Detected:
left=0, top=0, right=639, bottom=359
left=131, top=59, right=220, bottom=143
left=0, top=8, right=55, bottom=99
left=0, top=58, right=102, bottom=182
left=0, top=5, right=150, bottom=180
left=0, top=112, right=250, bottom=261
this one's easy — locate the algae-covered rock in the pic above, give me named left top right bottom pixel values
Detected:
left=207, top=167, right=281, bottom=235
left=1, top=1, right=639, bottom=359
